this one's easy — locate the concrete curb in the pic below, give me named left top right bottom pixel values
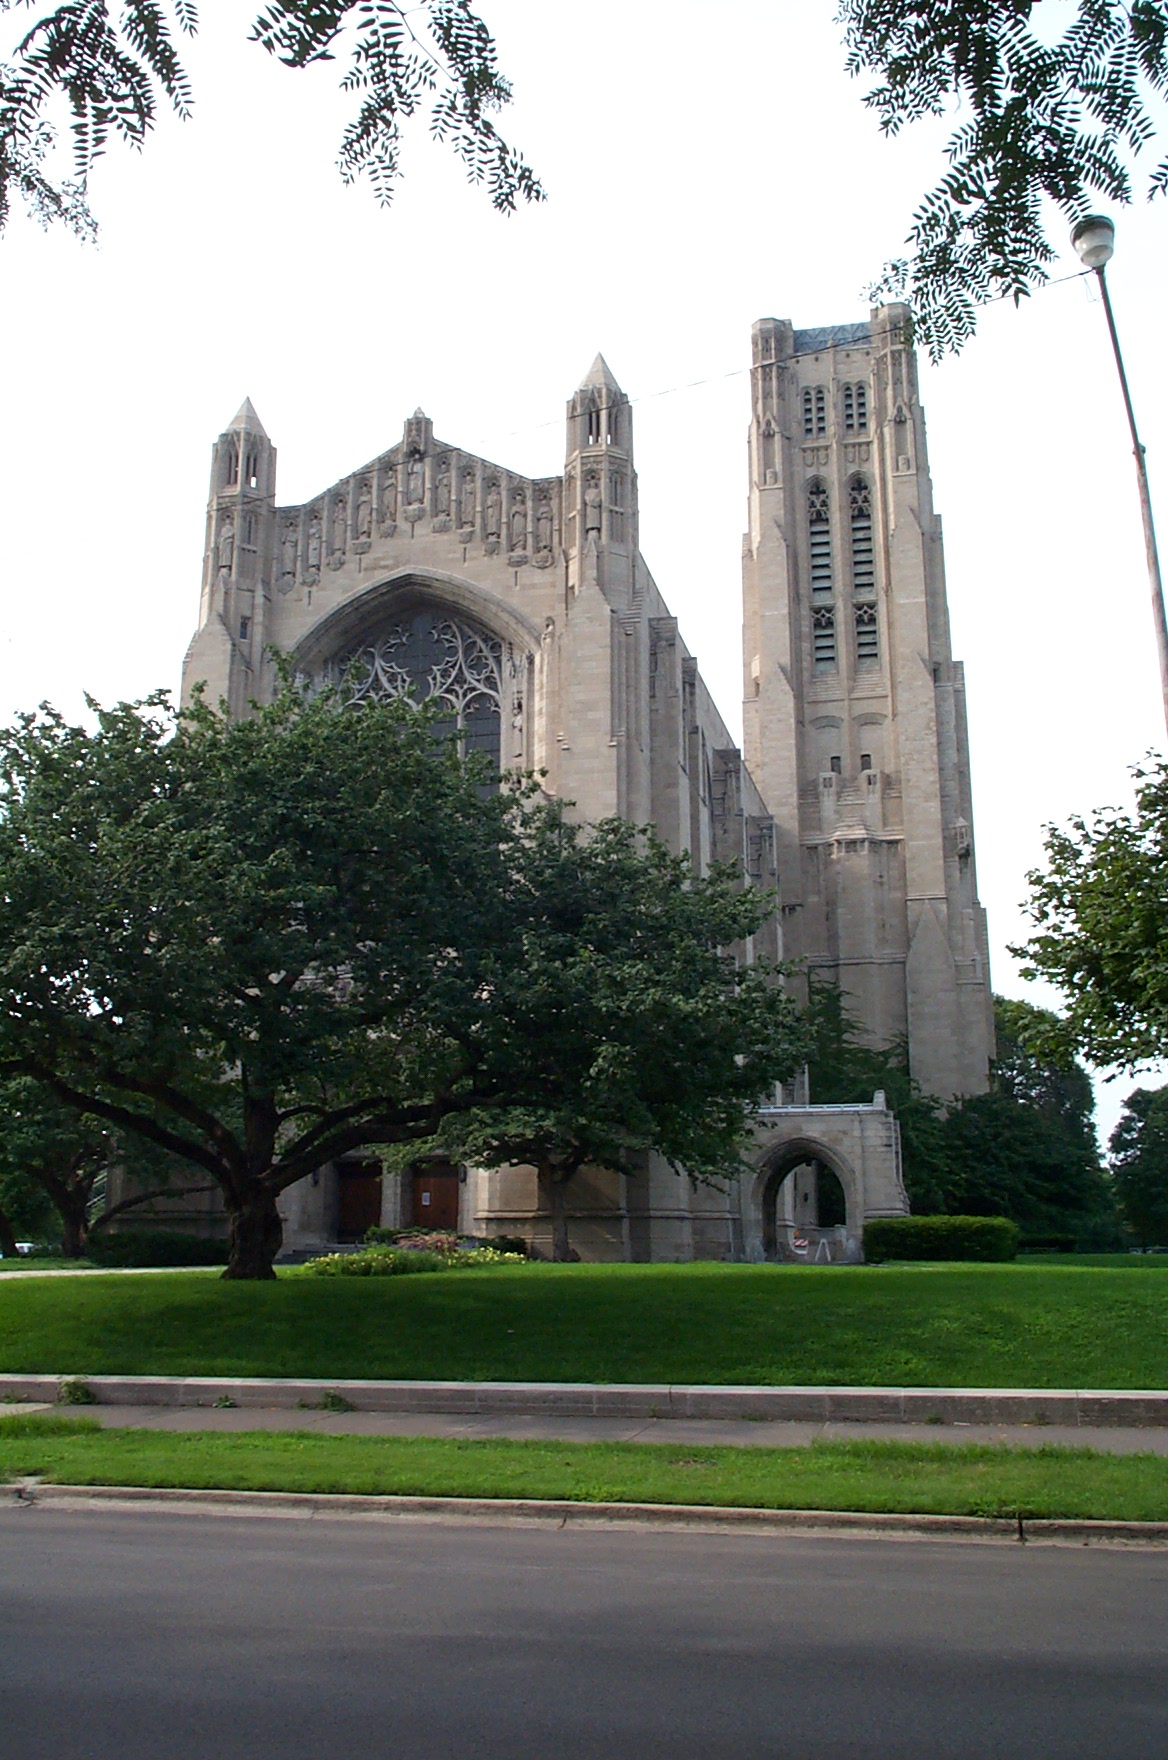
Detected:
left=6, top=1481, right=1168, bottom=1547
left=3, top=1373, right=1168, bottom=1427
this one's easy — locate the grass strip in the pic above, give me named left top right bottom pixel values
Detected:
left=4, top=1415, right=1168, bottom=1522
left=5, top=1261, right=1168, bottom=1389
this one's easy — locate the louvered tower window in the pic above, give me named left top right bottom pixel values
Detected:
left=850, top=476, right=879, bottom=665
left=813, top=605, right=837, bottom=666
left=802, top=387, right=827, bottom=438
left=808, top=479, right=836, bottom=668
left=809, top=480, right=833, bottom=592
left=843, top=383, right=869, bottom=433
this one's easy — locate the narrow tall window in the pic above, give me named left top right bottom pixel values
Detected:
left=803, top=387, right=827, bottom=438
left=245, top=449, right=258, bottom=488
left=850, top=478, right=874, bottom=597
left=808, top=480, right=833, bottom=593
left=855, top=382, right=868, bottom=430
left=587, top=408, right=601, bottom=445
left=225, top=443, right=239, bottom=487
left=843, top=383, right=870, bottom=433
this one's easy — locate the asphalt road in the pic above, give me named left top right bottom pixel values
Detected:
left=3, top=1507, right=1167, bottom=1758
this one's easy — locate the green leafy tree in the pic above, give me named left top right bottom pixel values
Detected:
left=435, top=812, right=807, bottom=1261
left=1018, top=758, right=1168, bottom=1071
left=805, top=983, right=1114, bottom=1234
left=0, top=684, right=800, bottom=1277
left=842, top=0, right=1168, bottom=356
left=0, top=1076, right=216, bottom=1257
left=0, top=685, right=536, bottom=1277
left=1, top=0, right=542, bottom=236
left=1110, top=1085, right=1168, bottom=1245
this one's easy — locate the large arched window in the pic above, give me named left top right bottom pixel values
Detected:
left=322, top=601, right=520, bottom=767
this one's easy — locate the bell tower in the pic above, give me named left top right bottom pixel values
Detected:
left=742, top=308, right=993, bottom=1099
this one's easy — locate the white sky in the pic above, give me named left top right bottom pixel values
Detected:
left=2, top=0, right=1166, bottom=1141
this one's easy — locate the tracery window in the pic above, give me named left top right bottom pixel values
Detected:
left=323, top=604, right=523, bottom=768
left=802, top=386, right=827, bottom=438
left=843, top=382, right=869, bottom=432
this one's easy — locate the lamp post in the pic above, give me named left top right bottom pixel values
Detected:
left=1071, top=214, right=1168, bottom=737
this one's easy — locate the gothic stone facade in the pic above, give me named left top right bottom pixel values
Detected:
left=175, top=309, right=989, bottom=1260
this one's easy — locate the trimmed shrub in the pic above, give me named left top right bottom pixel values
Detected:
left=862, top=1215, right=1019, bottom=1263
left=87, top=1231, right=229, bottom=1268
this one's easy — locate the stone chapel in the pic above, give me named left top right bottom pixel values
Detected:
left=177, top=304, right=993, bottom=1261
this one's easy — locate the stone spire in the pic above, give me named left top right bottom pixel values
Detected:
left=228, top=396, right=268, bottom=437
left=564, top=353, right=636, bottom=606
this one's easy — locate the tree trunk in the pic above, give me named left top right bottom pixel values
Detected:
left=539, top=1165, right=574, bottom=1263
left=0, top=1204, right=19, bottom=1259
left=223, top=1187, right=284, bottom=1280
left=57, top=1193, right=90, bottom=1258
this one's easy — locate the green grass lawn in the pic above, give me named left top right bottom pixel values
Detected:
left=4, top=1260, right=1168, bottom=1388
left=2, top=1413, right=1167, bottom=1521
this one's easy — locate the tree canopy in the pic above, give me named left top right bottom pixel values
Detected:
left=842, top=0, right=1168, bottom=356
left=0, top=684, right=802, bottom=1275
left=7, top=2, right=1166, bottom=357
left=434, top=813, right=807, bottom=1259
left=806, top=983, right=1116, bottom=1239
left=1018, top=758, right=1168, bottom=1071
left=0, top=0, right=542, bottom=236
left=1109, top=1084, right=1168, bottom=1245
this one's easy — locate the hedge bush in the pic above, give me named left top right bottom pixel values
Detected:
left=87, top=1231, right=230, bottom=1268
left=862, top=1215, right=1019, bottom=1263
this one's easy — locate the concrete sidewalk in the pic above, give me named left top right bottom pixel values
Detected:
left=6, top=1400, right=1168, bottom=1454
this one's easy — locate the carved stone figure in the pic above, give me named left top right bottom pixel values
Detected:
left=459, top=470, right=476, bottom=529
left=307, top=514, right=322, bottom=571
left=280, top=523, right=297, bottom=578
left=380, top=474, right=397, bottom=527
left=536, top=498, right=553, bottom=553
left=356, top=481, right=373, bottom=539
left=331, top=496, right=347, bottom=555
left=510, top=492, right=527, bottom=553
left=584, top=479, right=602, bottom=537
left=485, top=480, right=502, bottom=541
left=217, top=517, right=235, bottom=572
left=407, top=452, right=425, bottom=506
left=435, top=457, right=452, bottom=518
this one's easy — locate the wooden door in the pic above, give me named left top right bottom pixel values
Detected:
left=411, top=1163, right=461, bottom=1231
left=337, top=1161, right=383, bottom=1242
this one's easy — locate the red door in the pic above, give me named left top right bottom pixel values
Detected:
left=411, top=1163, right=461, bottom=1231
left=337, top=1162, right=383, bottom=1241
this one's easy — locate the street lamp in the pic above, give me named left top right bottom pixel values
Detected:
left=1071, top=214, right=1168, bottom=737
